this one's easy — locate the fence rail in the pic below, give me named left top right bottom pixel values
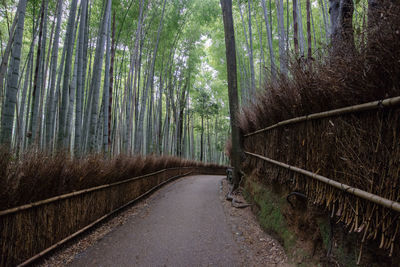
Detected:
left=244, top=96, right=400, bottom=137
left=244, top=151, right=400, bottom=212
left=0, top=167, right=183, bottom=217
left=242, top=96, right=400, bottom=259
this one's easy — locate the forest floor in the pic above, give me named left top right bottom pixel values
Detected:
left=38, top=175, right=289, bottom=267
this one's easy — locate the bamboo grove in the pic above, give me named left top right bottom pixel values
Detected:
left=0, top=0, right=231, bottom=163
left=0, top=0, right=380, bottom=162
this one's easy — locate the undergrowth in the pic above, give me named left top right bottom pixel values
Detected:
left=244, top=178, right=295, bottom=251
left=0, top=147, right=223, bottom=209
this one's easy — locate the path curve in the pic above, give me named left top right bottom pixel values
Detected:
left=69, top=175, right=241, bottom=266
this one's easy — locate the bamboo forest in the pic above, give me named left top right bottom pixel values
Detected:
left=0, top=0, right=355, bottom=161
left=1, top=0, right=400, bottom=266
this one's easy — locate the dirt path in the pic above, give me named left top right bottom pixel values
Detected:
left=69, top=175, right=241, bottom=266
left=42, top=175, right=288, bottom=266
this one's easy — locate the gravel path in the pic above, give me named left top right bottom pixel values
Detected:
left=69, top=175, right=242, bottom=266
left=40, top=175, right=289, bottom=266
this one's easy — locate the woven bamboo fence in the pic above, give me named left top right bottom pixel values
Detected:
left=0, top=167, right=225, bottom=266
left=241, top=96, right=400, bottom=262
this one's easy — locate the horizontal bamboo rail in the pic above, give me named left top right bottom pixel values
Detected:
left=0, top=167, right=183, bottom=216
left=17, top=171, right=192, bottom=267
left=244, top=96, right=400, bottom=137
left=244, top=151, right=400, bottom=213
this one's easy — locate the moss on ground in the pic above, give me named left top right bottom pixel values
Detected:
left=317, top=219, right=331, bottom=251
left=244, top=179, right=295, bottom=251
left=244, top=177, right=364, bottom=267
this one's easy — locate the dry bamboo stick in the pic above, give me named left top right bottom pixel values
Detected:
left=357, top=205, right=376, bottom=265
left=389, top=222, right=399, bottom=257
left=327, top=188, right=334, bottom=207
left=379, top=231, right=385, bottom=248
left=244, top=96, right=400, bottom=137
left=244, top=151, right=400, bottom=213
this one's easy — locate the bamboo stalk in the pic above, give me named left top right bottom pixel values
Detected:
left=327, top=188, right=333, bottom=207
left=356, top=199, right=359, bottom=230
left=244, top=96, right=400, bottom=137
left=357, top=206, right=375, bottom=264
left=389, top=222, right=399, bottom=257
left=379, top=231, right=385, bottom=248
left=244, top=151, right=400, bottom=213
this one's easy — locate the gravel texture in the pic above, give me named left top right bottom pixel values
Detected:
left=37, top=175, right=289, bottom=267
left=219, top=178, right=290, bottom=266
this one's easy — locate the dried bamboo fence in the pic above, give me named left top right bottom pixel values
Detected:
left=0, top=166, right=225, bottom=266
left=241, top=96, right=400, bottom=263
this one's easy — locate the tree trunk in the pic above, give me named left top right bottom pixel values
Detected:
left=310, top=4, right=317, bottom=50
left=0, top=0, right=27, bottom=147
left=108, top=12, right=116, bottom=150
left=247, top=0, right=256, bottom=95
left=276, top=0, right=288, bottom=76
left=134, top=0, right=167, bottom=154
left=0, top=1, right=20, bottom=105
left=318, top=0, right=330, bottom=43
left=237, top=48, right=249, bottom=103
left=103, top=9, right=111, bottom=153
left=206, top=117, right=211, bottom=162
left=253, top=13, right=265, bottom=89
left=74, top=0, right=88, bottom=155
left=45, top=0, right=63, bottom=149
left=156, top=56, right=168, bottom=154
left=329, top=0, right=355, bottom=55
left=306, top=0, right=312, bottom=61
left=200, top=114, right=204, bottom=161
left=177, top=77, right=188, bottom=157
left=237, top=0, right=254, bottom=97
left=66, top=7, right=80, bottom=148
left=88, top=0, right=111, bottom=151
left=190, top=116, right=194, bottom=159
left=28, top=0, right=47, bottom=146
left=297, top=0, right=305, bottom=56
left=220, top=0, right=243, bottom=190
left=58, top=0, right=78, bottom=148
left=261, top=0, right=277, bottom=79
left=127, top=0, right=145, bottom=154
left=293, top=0, right=299, bottom=55
left=17, top=48, right=33, bottom=152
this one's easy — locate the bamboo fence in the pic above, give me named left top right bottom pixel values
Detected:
left=0, top=166, right=225, bottom=266
left=241, top=96, right=400, bottom=262
left=244, top=96, right=400, bottom=137
left=244, top=151, right=400, bottom=213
